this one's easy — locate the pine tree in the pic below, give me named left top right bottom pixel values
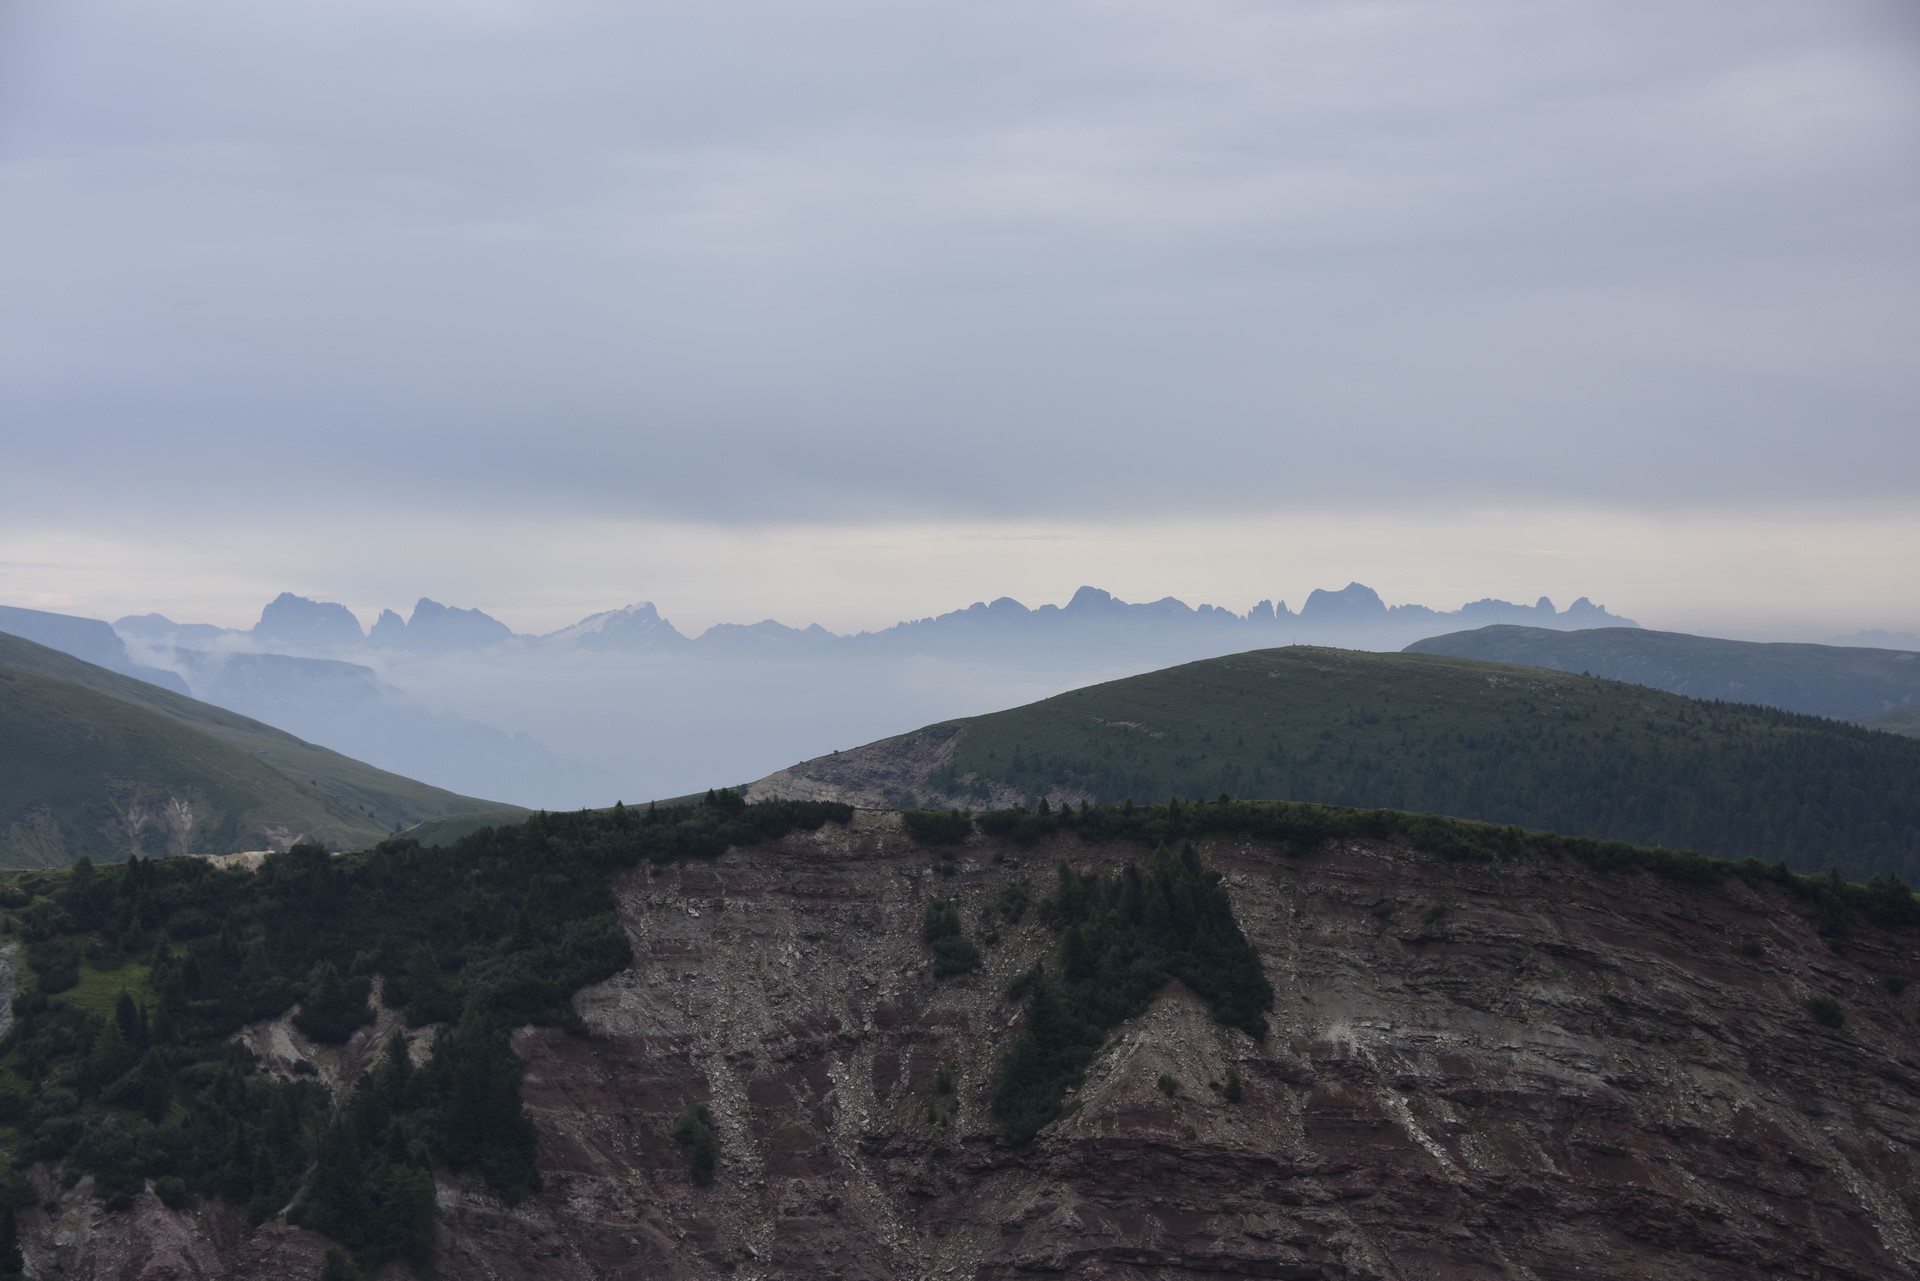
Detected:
left=296, top=1116, right=372, bottom=1244
left=318, top=1246, right=360, bottom=1281
left=295, top=960, right=371, bottom=1043
left=114, top=989, right=148, bottom=1050
left=399, top=942, right=458, bottom=1025
left=670, top=1105, right=719, bottom=1187
left=381, top=1162, right=438, bottom=1266
left=0, top=1203, right=23, bottom=1279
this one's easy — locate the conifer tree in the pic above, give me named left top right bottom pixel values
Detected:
left=0, top=1203, right=22, bottom=1280
left=318, top=1246, right=360, bottom=1281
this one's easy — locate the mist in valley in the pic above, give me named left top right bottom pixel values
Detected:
left=101, top=583, right=1641, bottom=810
left=380, top=648, right=1108, bottom=808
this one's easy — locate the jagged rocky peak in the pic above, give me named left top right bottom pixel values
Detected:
left=92, top=579, right=1643, bottom=673
left=1065, top=585, right=1117, bottom=612
left=409, top=597, right=512, bottom=645
left=695, top=618, right=837, bottom=652
left=1562, top=595, right=1617, bottom=623
left=251, top=592, right=365, bottom=648
left=1299, top=580, right=1389, bottom=620
left=367, top=608, right=408, bottom=647
left=368, top=597, right=514, bottom=652
left=542, top=601, right=687, bottom=651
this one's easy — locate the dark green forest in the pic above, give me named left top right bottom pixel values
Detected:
left=0, top=793, right=851, bottom=1274
left=990, top=841, right=1272, bottom=1145
left=918, top=648, right=1920, bottom=881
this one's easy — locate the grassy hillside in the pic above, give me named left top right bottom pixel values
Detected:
left=768, top=646, right=1920, bottom=881
left=1405, top=625, right=1920, bottom=721
left=0, top=632, right=517, bottom=866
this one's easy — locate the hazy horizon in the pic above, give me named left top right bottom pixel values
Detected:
left=4, top=514, right=1915, bottom=646
left=6, top=2, right=1917, bottom=648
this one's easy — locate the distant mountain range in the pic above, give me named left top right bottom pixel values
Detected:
left=0, top=631, right=513, bottom=866
left=112, top=582, right=1638, bottom=663
left=1405, top=625, right=1920, bottom=726
left=17, top=584, right=1919, bottom=811
left=4, top=583, right=1616, bottom=807
left=121, top=594, right=519, bottom=654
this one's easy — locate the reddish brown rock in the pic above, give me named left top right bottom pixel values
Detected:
left=25, top=811, right=1920, bottom=1278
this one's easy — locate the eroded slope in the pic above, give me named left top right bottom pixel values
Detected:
left=20, top=813, right=1920, bottom=1280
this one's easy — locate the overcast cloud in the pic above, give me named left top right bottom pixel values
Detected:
left=3, top=0, right=1916, bottom=633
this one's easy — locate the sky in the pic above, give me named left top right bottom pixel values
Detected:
left=4, top=0, right=1917, bottom=640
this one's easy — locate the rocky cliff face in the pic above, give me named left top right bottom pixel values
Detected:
left=21, top=813, right=1920, bottom=1279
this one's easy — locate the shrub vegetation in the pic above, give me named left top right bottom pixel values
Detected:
left=989, top=842, right=1273, bottom=1146
left=921, top=899, right=983, bottom=978
left=0, top=794, right=850, bottom=1272
left=670, top=1103, right=719, bottom=1187
left=1803, top=995, right=1846, bottom=1029
left=902, top=809, right=973, bottom=845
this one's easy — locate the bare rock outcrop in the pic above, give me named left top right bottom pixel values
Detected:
left=747, top=726, right=1083, bottom=811
left=26, top=812, right=1920, bottom=1278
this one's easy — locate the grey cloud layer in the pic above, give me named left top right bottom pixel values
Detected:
left=4, top=0, right=1915, bottom=523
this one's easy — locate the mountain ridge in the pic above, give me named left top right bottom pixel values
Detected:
left=0, top=631, right=518, bottom=865
left=104, top=581, right=1639, bottom=660
left=1405, top=624, right=1920, bottom=722
left=748, top=645, right=1920, bottom=881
